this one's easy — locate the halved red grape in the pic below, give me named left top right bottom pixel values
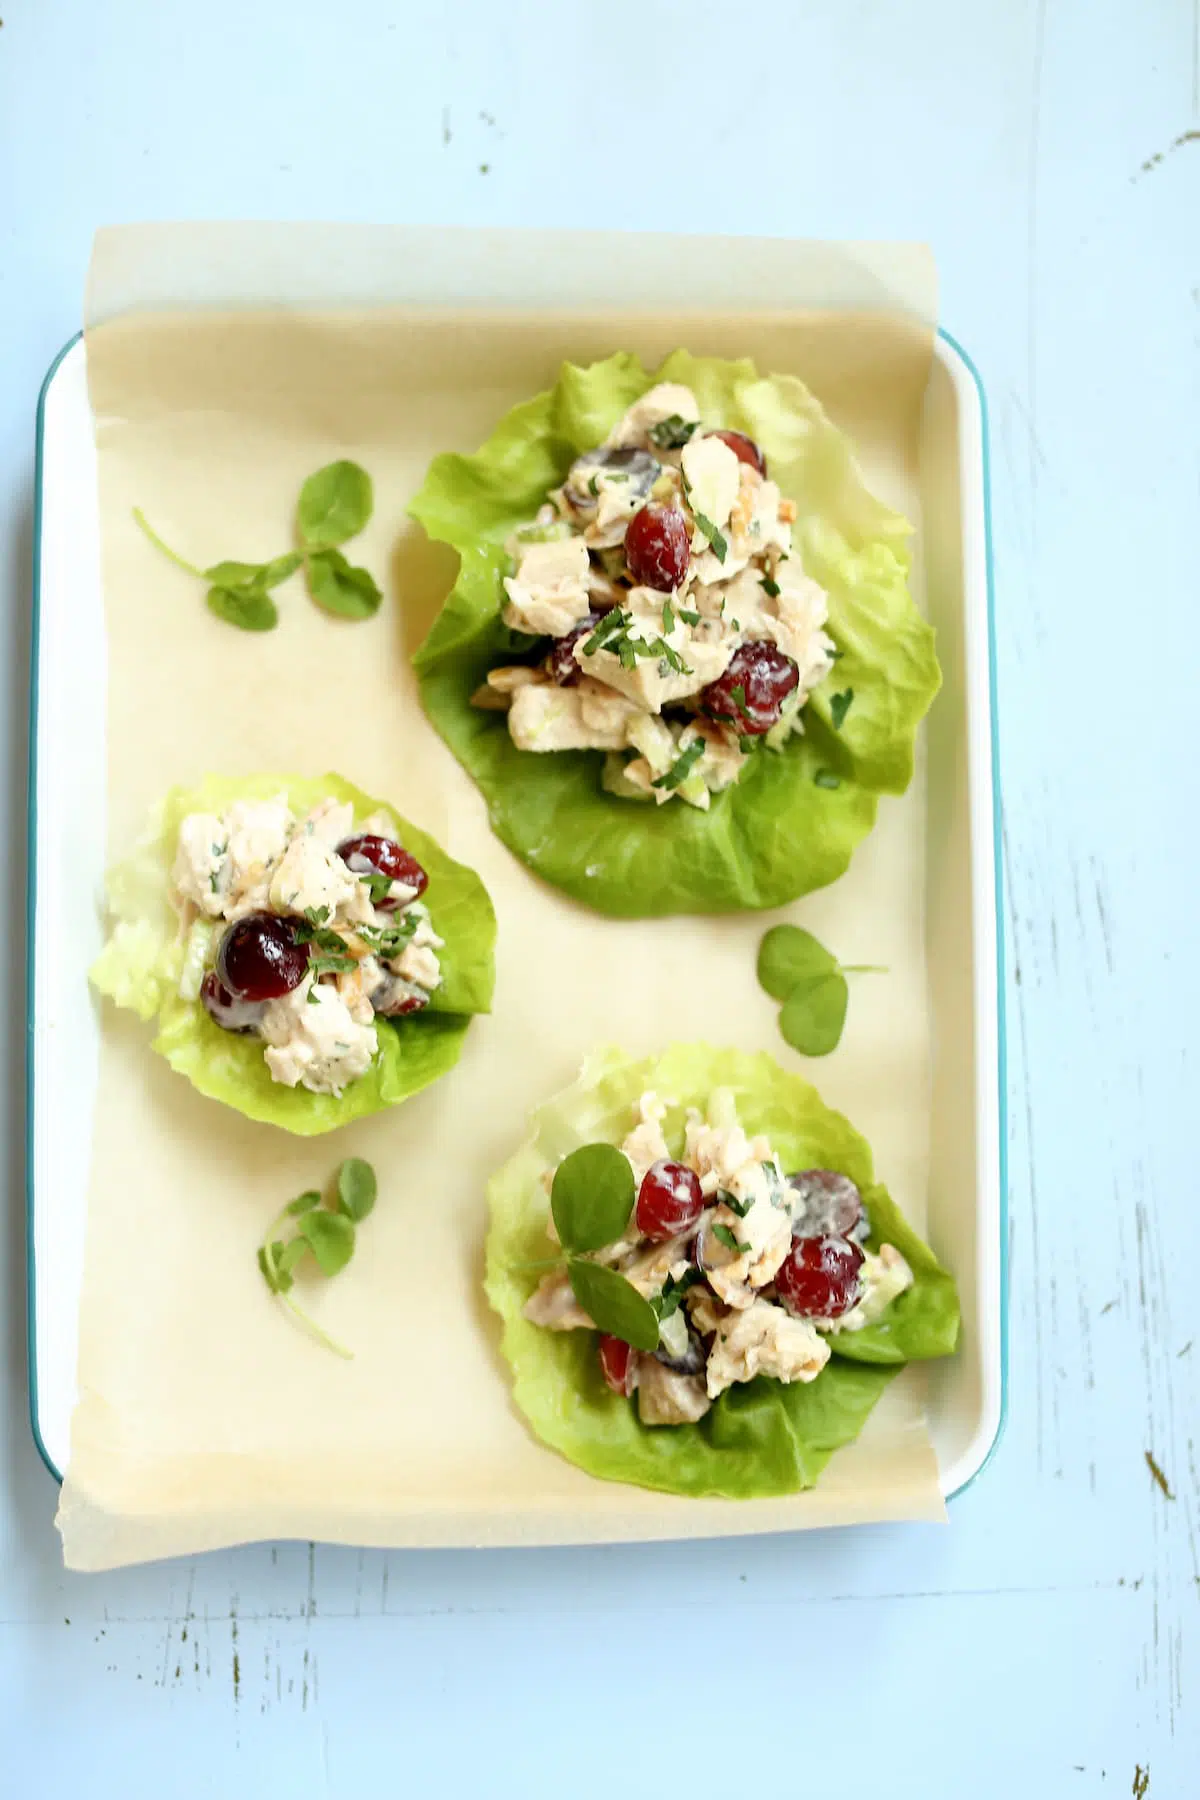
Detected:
left=598, top=1334, right=638, bottom=1396
left=624, top=505, right=690, bottom=592
left=636, top=1160, right=704, bottom=1242
left=546, top=615, right=600, bottom=687
left=788, top=1169, right=865, bottom=1241
left=700, top=640, right=800, bottom=736
left=775, top=1235, right=865, bottom=1321
left=706, top=429, right=766, bottom=476
left=337, top=834, right=428, bottom=907
left=200, top=970, right=266, bottom=1035
left=216, top=912, right=308, bottom=1003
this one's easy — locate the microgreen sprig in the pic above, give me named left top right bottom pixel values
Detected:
left=548, top=1144, right=662, bottom=1353
left=756, top=924, right=886, bottom=1057
left=133, top=458, right=382, bottom=633
left=257, top=1158, right=378, bottom=1358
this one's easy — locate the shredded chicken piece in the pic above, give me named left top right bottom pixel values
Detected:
left=523, top=1265, right=590, bottom=1331
left=605, top=381, right=700, bottom=450
left=637, top=1359, right=711, bottom=1425
left=502, top=536, right=592, bottom=637
left=728, top=465, right=759, bottom=542
left=620, top=1090, right=671, bottom=1185
left=507, top=680, right=641, bottom=754
left=611, top=1237, right=695, bottom=1297
left=706, top=1299, right=830, bottom=1399
left=489, top=665, right=544, bottom=694
left=703, top=1182, right=792, bottom=1310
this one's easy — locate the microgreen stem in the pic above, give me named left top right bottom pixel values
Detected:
left=132, top=507, right=206, bottom=579
left=278, top=1290, right=354, bottom=1360
left=262, top=1203, right=295, bottom=1256
left=839, top=964, right=888, bottom=975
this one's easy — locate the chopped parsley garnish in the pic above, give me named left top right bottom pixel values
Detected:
left=814, top=769, right=841, bottom=790
left=661, top=598, right=675, bottom=634
left=648, top=414, right=698, bottom=450
left=718, top=1188, right=754, bottom=1218
left=653, top=1267, right=702, bottom=1322
left=691, top=509, right=728, bottom=563
left=295, top=906, right=335, bottom=942
left=760, top=575, right=781, bottom=599
left=712, top=1222, right=751, bottom=1255
left=588, top=607, right=692, bottom=676
left=306, top=948, right=355, bottom=994
left=581, top=607, right=630, bottom=656
left=359, top=913, right=418, bottom=960
left=358, top=869, right=394, bottom=906
left=655, top=638, right=692, bottom=674
left=827, top=646, right=844, bottom=661
left=294, top=906, right=356, bottom=997
left=651, top=737, right=706, bottom=791
left=677, top=608, right=701, bottom=626
left=627, top=636, right=689, bottom=675
left=587, top=474, right=600, bottom=497
left=830, top=688, right=854, bottom=730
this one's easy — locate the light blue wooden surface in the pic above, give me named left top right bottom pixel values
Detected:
left=1, top=0, right=1196, bottom=1790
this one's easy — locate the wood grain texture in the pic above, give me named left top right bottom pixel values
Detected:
left=1, top=0, right=1197, bottom=1788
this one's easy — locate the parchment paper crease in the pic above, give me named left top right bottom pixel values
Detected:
left=57, top=226, right=943, bottom=1568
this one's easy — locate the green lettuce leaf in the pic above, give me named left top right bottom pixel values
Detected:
left=411, top=350, right=940, bottom=917
left=90, top=771, right=496, bottom=1135
left=484, top=1044, right=957, bottom=1498
left=828, top=1186, right=961, bottom=1364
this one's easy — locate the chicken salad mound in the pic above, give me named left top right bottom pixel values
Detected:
left=524, top=1086, right=914, bottom=1426
left=474, top=382, right=836, bottom=811
left=487, top=1045, right=960, bottom=1497
left=90, top=773, right=496, bottom=1134
left=413, top=351, right=942, bottom=919
left=171, top=795, right=444, bottom=1097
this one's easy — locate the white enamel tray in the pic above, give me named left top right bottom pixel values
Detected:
left=28, top=326, right=1006, bottom=1503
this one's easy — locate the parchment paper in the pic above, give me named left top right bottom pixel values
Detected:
left=57, top=227, right=943, bottom=1568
